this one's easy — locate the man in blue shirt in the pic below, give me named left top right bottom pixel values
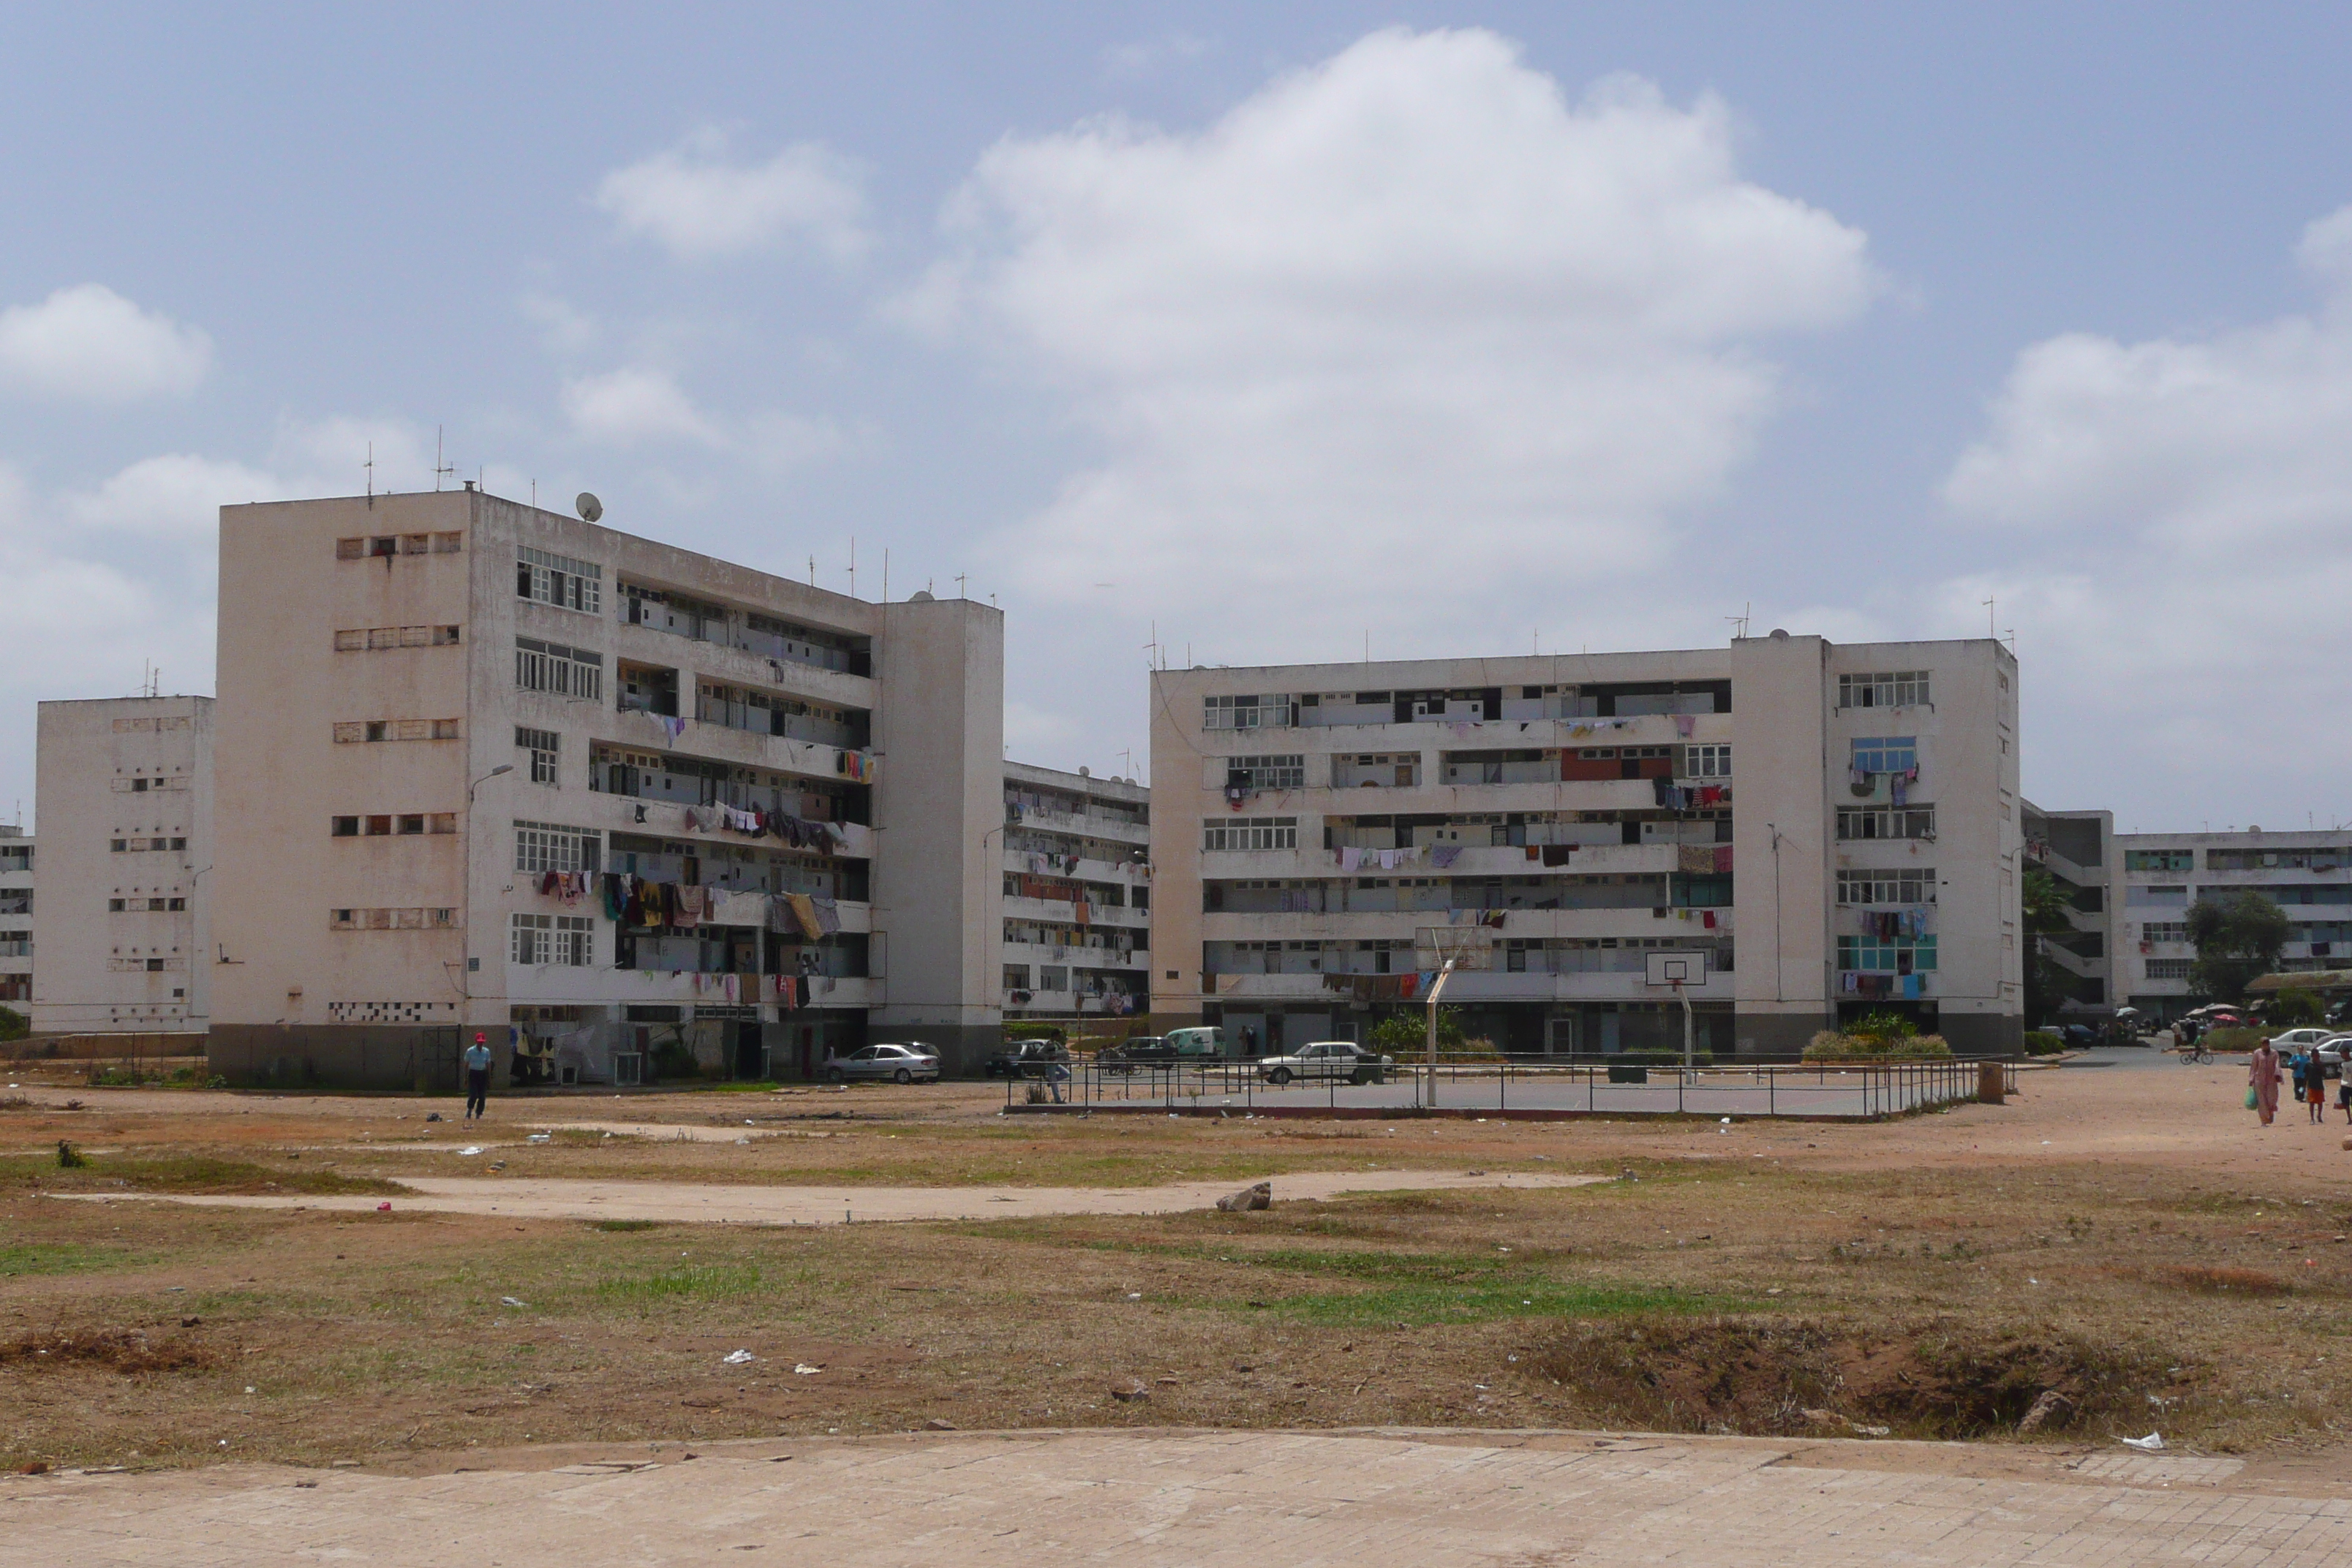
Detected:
left=463, top=1033, right=494, bottom=1120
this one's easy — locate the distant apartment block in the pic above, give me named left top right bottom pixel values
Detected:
left=2021, top=803, right=2119, bottom=1017
left=0, top=824, right=29, bottom=1008
left=1150, top=633, right=2024, bottom=1057
left=2114, top=827, right=2352, bottom=1019
left=1001, top=762, right=1150, bottom=1023
left=29, top=697, right=214, bottom=1035
left=207, top=490, right=1004, bottom=1087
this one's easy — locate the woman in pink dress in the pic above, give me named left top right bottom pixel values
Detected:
left=2250, top=1040, right=2282, bottom=1126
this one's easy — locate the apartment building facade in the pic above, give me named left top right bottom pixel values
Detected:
left=1150, top=632, right=2024, bottom=1058
left=1001, top=761, right=1150, bottom=1024
left=29, top=697, right=215, bottom=1036
left=2115, top=828, right=2352, bottom=1019
left=208, top=490, right=1004, bottom=1086
left=2021, top=802, right=2119, bottom=1017
left=0, top=826, right=29, bottom=1009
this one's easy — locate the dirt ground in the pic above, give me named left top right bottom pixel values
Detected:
left=7, top=1052, right=2352, bottom=1474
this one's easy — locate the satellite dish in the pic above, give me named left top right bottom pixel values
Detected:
left=909, top=589, right=935, bottom=603
left=576, top=492, right=603, bottom=523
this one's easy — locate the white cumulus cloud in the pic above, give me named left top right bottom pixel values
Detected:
left=561, top=367, right=728, bottom=448
left=916, top=28, right=1874, bottom=666
left=0, top=284, right=211, bottom=402
left=69, top=453, right=284, bottom=538
left=596, top=131, right=871, bottom=263
left=1942, top=203, right=2352, bottom=824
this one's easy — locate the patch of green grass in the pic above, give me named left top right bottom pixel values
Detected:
left=587, top=1219, right=664, bottom=1232
left=0, top=1242, right=151, bottom=1277
left=594, top=1263, right=764, bottom=1303
left=0, top=1153, right=407, bottom=1196
left=1234, top=1278, right=1711, bottom=1327
left=703, top=1082, right=782, bottom=1094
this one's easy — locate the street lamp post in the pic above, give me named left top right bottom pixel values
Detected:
left=460, top=766, right=514, bottom=1002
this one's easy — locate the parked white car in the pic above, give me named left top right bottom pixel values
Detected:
left=823, top=1044, right=941, bottom=1085
left=2268, top=1027, right=2335, bottom=1053
left=1256, top=1041, right=1394, bottom=1086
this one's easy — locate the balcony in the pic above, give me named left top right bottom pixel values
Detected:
left=502, top=968, right=881, bottom=1010
left=1201, top=841, right=1684, bottom=881
left=1003, top=894, right=1148, bottom=930
left=573, top=788, right=876, bottom=860
left=1004, top=804, right=1150, bottom=844
left=1002, top=989, right=1143, bottom=1016
left=1836, top=971, right=1934, bottom=1001
left=1206, top=968, right=1731, bottom=1003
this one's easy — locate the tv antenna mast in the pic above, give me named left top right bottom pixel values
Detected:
left=434, top=426, right=454, bottom=491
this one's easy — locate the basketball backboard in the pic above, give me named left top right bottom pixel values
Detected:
left=1414, top=927, right=1493, bottom=972
left=1645, top=949, right=1708, bottom=987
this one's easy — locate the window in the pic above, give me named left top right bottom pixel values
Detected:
left=1204, top=694, right=1294, bottom=730
left=1836, top=934, right=1939, bottom=973
left=432, top=531, right=462, bottom=553
left=110, top=839, right=126, bottom=852
left=515, top=819, right=600, bottom=874
left=1836, top=869, right=1937, bottom=905
left=515, top=637, right=604, bottom=701
left=331, top=907, right=459, bottom=932
left=516, top=726, right=559, bottom=785
left=331, top=816, right=359, bottom=837
left=1836, top=805, right=1936, bottom=841
left=108, top=898, right=124, bottom=911
left=1850, top=736, right=1917, bottom=774
left=2127, top=883, right=2190, bottom=908
left=397, top=814, right=426, bottom=835
left=1225, top=755, right=1305, bottom=790
left=2125, top=848, right=2194, bottom=873
left=517, top=546, right=605, bottom=614
left=1839, top=671, right=1930, bottom=709
left=1203, top=815, right=1297, bottom=851
left=1684, top=744, right=1731, bottom=778
left=431, top=813, right=456, bottom=834
left=511, top=912, right=595, bottom=965
left=336, top=625, right=461, bottom=652
left=2145, top=957, right=2193, bottom=981
left=336, top=717, right=461, bottom=744
left=336, top=537, right=366, bottom=559
left=2141, top=921, right=2190, bottom=944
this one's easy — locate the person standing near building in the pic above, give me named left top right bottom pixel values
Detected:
left=464, top=1032, right=494, bottom=1120
left=2309, top=1049, right=2330, bottom=1124
left=2249, top=1038, right=2282, bottom=1127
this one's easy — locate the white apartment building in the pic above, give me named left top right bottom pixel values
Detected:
left=208, top=489, right=1004, bottom=1087
left=0, top=825, right=29, bottom=1011
left=1001, top=761, right=1150, bottom=1023
left=29, top=697, right=215, bottom=1036
left=1150, top=633, right=2024, bottom=1058
left=2115, top=828, right=2352, bottom=1019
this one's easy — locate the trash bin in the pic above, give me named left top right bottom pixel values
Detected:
left=1978, top=1059, right=2005, bottom=1104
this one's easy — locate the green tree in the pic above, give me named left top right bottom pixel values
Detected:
left=2268, top=988, right=2323, bottom=1026
left=2019, top=867, right=2078, bottom=1024
left=0, top=1004, right=25, bottom=1043
left=2185, top=890, right=2291, bottom=1003
left=1369, top=1010, right=1464, bottom=1055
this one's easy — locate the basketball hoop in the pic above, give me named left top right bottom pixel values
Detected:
left=1646, top=950, right=1708, bottom=1069
left=1414, top=926, right=1493, bottom=974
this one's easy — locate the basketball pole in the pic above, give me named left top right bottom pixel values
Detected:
left=1676, top=978, right=1694, bottom=1073
left=1426, top=957, right=1458, bottom=1109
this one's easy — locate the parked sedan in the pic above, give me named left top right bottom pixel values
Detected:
left=1256, top=1041, right=1395, bottom=1086
left=2267, top=1027, right=2335, bottom=1055
left=823, top=1044, right=941, bottom=1085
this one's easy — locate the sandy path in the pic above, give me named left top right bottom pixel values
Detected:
left=49, top=1168, right=1604, bottom=1226
left=9, top=1427, right=2347, bottom=1567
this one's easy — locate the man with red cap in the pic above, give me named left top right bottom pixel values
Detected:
left=463, top=1032, right=494, bottom=1120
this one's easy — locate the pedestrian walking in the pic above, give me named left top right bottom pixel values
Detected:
left=463, top=1031, right=494, bottom=1120
left=2310, top=1049, right=2331, bottom=1123
left=2249, top=1039, right=2282, bottom=1127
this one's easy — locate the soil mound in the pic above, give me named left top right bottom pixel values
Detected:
left=1535, top=1316, right=2171, bottom=1439
left=1, top=1328, right=216, bottom=1375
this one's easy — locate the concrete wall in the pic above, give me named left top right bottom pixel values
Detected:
left=870, top=595, right=1005, bottom=1074
left=0, top=827, right=29, bottom=1006
left=1729, top=633, right=1833, bottom=1051
left=30, top=696, right=214, bottom=1034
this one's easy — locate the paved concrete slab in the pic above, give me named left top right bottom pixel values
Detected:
left=48, top=1168, right=1605, bottom=1226
left=11, top=1428, right=2351, bottom=1566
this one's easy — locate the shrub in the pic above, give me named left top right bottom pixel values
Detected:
left=2266, top=989, right=2323, bottom=1026
left=1369, top=1012, right=1466, bottom=1054
left=1003, top=1023, right=1066, bottom=1043
left=1803, top=1031, right=1953, bottom=1062
left=2022, top=1030, right=2065, bottom=1057
left=2201, top=1027, right=2269, bottom=1054
left=0, top=1006, right=25, bottom=1044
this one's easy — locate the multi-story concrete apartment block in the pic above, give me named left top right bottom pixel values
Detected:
left=29, top=696, right=216, bottom=1035
left=2115, top=828, right=2352, bottom=1019
left=208, top=489, right=1004, bottom=1087
left=1150, top=633, right=2024, bottom=1058
left=1001, top=762, right=1150, bottom=1024
left=0, top=825, right=30, bottom=1009
left=2021, top=803, right=2119, bottom=1017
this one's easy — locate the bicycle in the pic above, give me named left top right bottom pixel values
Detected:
left=2180, top=1039, right=2212, bottom=1065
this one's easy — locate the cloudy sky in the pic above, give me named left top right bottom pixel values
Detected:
left=4, top=4, right=2350, bottom=833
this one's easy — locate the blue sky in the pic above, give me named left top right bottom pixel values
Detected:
left=4, top=4, right=2351, bottom=832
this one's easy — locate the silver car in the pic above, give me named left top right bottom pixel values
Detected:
left=824, top=1044, right=941, bottom=1085
left=1256, top=1041, right=1394, bottom=1086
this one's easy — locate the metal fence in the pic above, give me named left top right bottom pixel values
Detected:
left=1004, top=1055, right=2010, bottom=1121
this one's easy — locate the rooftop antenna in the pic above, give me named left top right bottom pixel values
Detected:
left=364, top=441, right=374, bottom=505
left=883, top=547, right=889, bottom=604
left=808, top=555, right=816, bottom=586
left=1727, top=603, right=1751, bottom=639
left=955, top=573, right=968, bottom=598
left=530, top=478, right=537, bottom=509
left=1982, top=596, right=1996, bottom=638
left=434, top=426, right=454, bottom=491
left=848, top=537, right=857, bottom=600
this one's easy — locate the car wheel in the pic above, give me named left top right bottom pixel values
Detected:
left=894, top=1068, right=912, bottom=1085
left=825, top=1067, right=845, bottom=1083
left=1350, top=1068, right=1371, bottom=1085
left=1268, top=1066, right=1293, bottom=1086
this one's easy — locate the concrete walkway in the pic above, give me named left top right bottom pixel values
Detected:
left=12, top=1428, right=2350, bottom=1566
left=49, top=1168, right=1604, bottom=1226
